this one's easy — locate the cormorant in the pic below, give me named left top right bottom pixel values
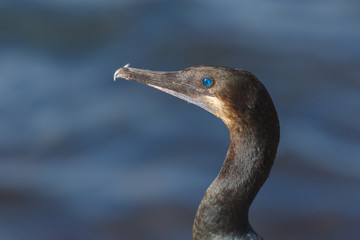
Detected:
left=114, top=64, right=280, bottom=240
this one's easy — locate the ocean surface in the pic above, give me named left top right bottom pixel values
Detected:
left=0, top=1, right=359, bottom=239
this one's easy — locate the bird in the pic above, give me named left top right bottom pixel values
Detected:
left=114, top=64, right=280, bottom=240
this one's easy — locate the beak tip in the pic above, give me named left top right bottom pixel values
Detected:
left=113, top=69, right=119, bottom=81
left=113, top=63, right=131, bottom=81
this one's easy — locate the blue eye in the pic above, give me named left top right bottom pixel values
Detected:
left=202, top=77, right=213, bottom=87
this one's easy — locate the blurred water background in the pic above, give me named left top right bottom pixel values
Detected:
left=1, top=0, right=360, bottom=239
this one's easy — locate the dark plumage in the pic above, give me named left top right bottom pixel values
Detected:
left=114, top=64, right=280, bottom=240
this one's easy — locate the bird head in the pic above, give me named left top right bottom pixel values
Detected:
left=114, top=64, right=276, bottom=128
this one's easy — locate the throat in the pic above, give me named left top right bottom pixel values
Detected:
left=193, top=127, right=273, bottom=240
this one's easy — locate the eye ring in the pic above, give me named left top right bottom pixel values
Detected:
left=202, top=77, right=214, bottom=87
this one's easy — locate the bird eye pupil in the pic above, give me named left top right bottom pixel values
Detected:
left=202, top=78, right=213, bottom=87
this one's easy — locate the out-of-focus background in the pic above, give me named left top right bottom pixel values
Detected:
left=1, top=0, right=359, bottom=239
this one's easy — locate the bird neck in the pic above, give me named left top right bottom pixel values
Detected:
left=193, top=123, right=276, bottom=240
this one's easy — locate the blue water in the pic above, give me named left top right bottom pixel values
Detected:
left=0, top=1, right=360, bottom=239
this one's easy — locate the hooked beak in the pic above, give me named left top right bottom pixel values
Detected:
left=113, top=64, right=214, bottom=114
